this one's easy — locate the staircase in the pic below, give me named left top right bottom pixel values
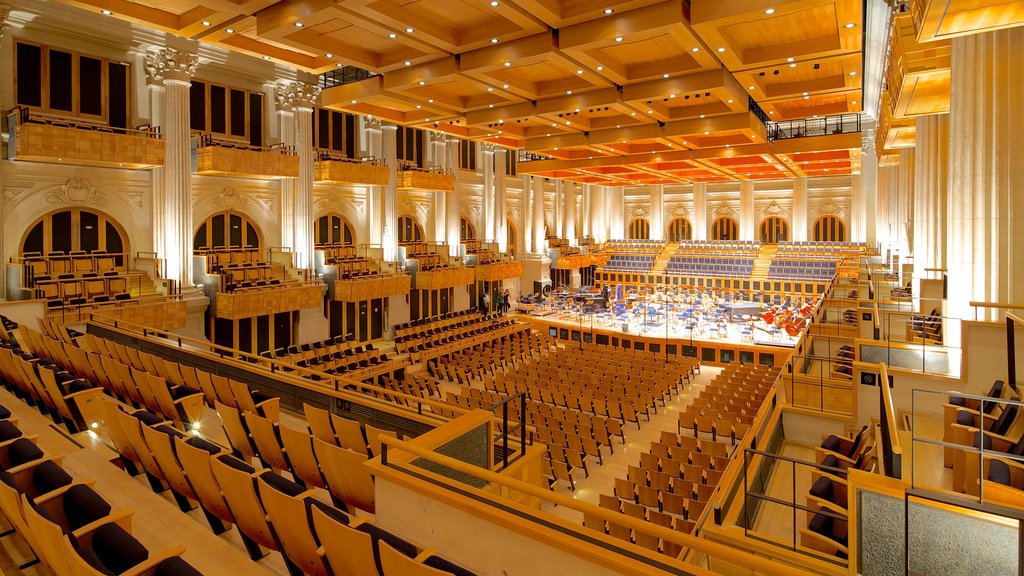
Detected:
left=751, top=244, right=777, bottom=279
left=649, top=242, right=679, bottom=274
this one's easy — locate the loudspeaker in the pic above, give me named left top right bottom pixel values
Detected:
left=533, top=280, right=551, bottom=296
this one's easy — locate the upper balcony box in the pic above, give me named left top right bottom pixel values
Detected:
left=397, top=162, right=455, bottom=192
left=314, top=150, right=389, bottom=186
left=192, top=133, right=299, bottom=179
left=7, top=107, right=165, bottom=169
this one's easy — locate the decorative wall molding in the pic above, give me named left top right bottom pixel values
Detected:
left=144, top=48, right=198, bottom=85
left=45, top=178, right=107, bottom=207
left=2, top=187, right=27, bottom=205
left=760, top=200, right=788, bottom=218
left=630, top=207, right=649, bottom=219
left=0, top=5, right=11, bottom=40
left=275, top=81, right=322, bottom=111
left=817, top=202, right=848, bottom=219
left=670, top=206, right=692, bottom=219
left=126, top=192, right=144, bottom=209
left=712, top=205, right=737, bottom=218
left=314, top=194, right=363, bottom=217
left=210, top=188, right=250, bottom=211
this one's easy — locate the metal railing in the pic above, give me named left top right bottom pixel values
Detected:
left=488, top=392, right=528, bottom=472
left=516, top=149, right=552, bottom=163
left=766, top=113, right=864, bottom=141
left=319, top=66, right=378, bottom=88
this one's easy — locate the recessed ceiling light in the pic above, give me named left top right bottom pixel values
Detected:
left=704, top=131, right=710, bottom=135
left=615, top=37, right=623, bottom=42
left=699, top=114, right=705, bottom=118
left=769, top=111, right=774, bottom=114
left=202, top=21, right=211, bottom=26
left=326, top=53, right=333, bottom=58
left=802, top=92, right=808, bottom=96
left=596, top=66, right=604, bottom=71
left=404, top=61, right=412, bottom=66
left=101, top=9, right=113, bottom=15
left=226, top=28, right=234, bottom=33
left=717, top=47, right=726, bottom=53
left=504, top=62, right=511, bottom=67
left=489, top=104, right=494, bottom=108
left=425, top=118, right=430, bottom=121
left=663, top=73, right=670, bottom=78
left=419, top=81, right=426, bottom=85
left=670, top=93, right=676, bottom=98
left=631, top=112, right=636, bottom=116
left=789, top=63, right=796, bottom=68
left=849, top=71, right=857, bottom=76
left=765, top=8, right=775, bottom=14
left=405, top=27, right=414, bottom=33
left=263, top=56, right=271, bottom=60
left=491, top=38, right=499, bottom=43
left=691, top=47, right=700, bottom=53
left=566, top=90, right=573, bottom=94
left=490, top=0, right=499, bottom=5
left=428, top=99, right=434, bottom=102
left=336, top=63, right=342, bottom=67
left=574, top=108, right=580, bottom=112
left=748, top=86, right=755, bottom=90
left=487, top=87, right=493, bottom=91
left=727, top=99, right=734, bottom=103
left=553, top=147, right=558, bottom=151
left=786, top=57, right=795, bottom=62
left=293, top=22, right=303, bottom=27
left=415, top=105, right=421, bottom=109
left=552, top=123, right=557, bottom=127
left=502, top=84, right=509, bottom=88
left=616, top=124, right=621, bottom=128
left=566, top=121, right=571, bottom=125
left=803, top=95, right=810, bottom=99
left=577, top=70, right=584, bottom=74
left=604, top=8, right=613, bottom=14
left=351, top=100, right=357, bottom=104
left=852, top=100, right=858, bottom=104
left=388, top=33, right=397, bottom=38
left=647, top=110, right=653, bottom=114
left=844, top=22, right=856, bottom=28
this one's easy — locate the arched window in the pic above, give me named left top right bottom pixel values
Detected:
left=21, top=208, right=127, bottom=257
left=759, top=216, right=789, bottom=244
left=814, top=215, right=846, bottom=241
left=627, top=218, right=650, bottom=240
left=460, top=217, right=476, bottom=241
left=666, top=218, right=692, bottom=242
left=194, top=211, right=261, bottom=251
left=507, top=218, right=517, bottom=257
left=711, top=217, right=739, bottom=241
left=315, top=214, right=355, bottom=246
left=397, top=215, right=423, bottom=244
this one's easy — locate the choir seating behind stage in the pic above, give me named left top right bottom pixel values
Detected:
left=196, top=247, right=292, bottom=293
left=766, top=258, right=838, bottom=282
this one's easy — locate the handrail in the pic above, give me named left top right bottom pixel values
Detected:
left=878, top=363, right=903, bottom=479
left=9, top=105, right=162, bottom=139
left=193, top=132, right=296, bottom=155
left=314, top=149, right=384, bottom=166
left=970, top=301, right=1024, bottom=311
left=377, top=434, right=815, bottom=576
left=86, top=312, right=466, bottom=419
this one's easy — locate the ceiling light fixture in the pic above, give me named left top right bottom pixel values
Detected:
left=101, top=9, right=113, bottom=14
left=663, top=73, right=670, bottom=78
left=336, top=63, right=342, bottom=67
left=263, top=56, right=271, bottom=60
left=789, top=63, right=796, bottom=67
left=404, top=61, right=411, bottom=66
left=844, top=22, right=856, bottom=28
left=615, top=37, right=623, bottom=42
left=202, top=21, right=211, bottom=26
left=351, top=100, right=357, bottom=103
left=504, top=62, right=511, bottom=67
left=577, top=70, right=584, bottom=74
left=748, top=86, right=755, bottom=90
left=691, top=47, right=700, bottom=53
left=852, top=100, right=858, bottom=104
left=326, top=53, right=333, bottom=58
left=727, top=99, right=734, bottom=103
left=415, top=105, right=421, bottom=108
left=490, top=0, right=499, bottom=6
left=502, top=84, right=509, bottom=88
left=293, top=22, right=303, bottom=27
left=487, top=87, right=493, bottom=91
left=849, top=71, right=857, bottom=76
left=604, top=8, right=613, bottom=14
left=419, top=81, right=426, bottom=85
left=226, top=28, right=234, bottom=33
left=787, top=57, right=795, bottom=62
left=596, top=66, right=604, bottom=71
left=491, top=38, right=499, bottom=43
left=405, top=27, right=414, bottom=33
left=388, top=33, right=397, bottom=38
left=765, top=8, right=775, bottom=14
left=566, top=90, right=573, bottom=94
left=717, top=47, right=726, bottom=52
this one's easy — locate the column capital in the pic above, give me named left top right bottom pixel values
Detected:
left=0, top=5, right=11, bottom=40
left=275, top=81, right=321, bottom=112
left=144, top=48, right=198, bottom=86
left=381, top=123, right=399, bottom=132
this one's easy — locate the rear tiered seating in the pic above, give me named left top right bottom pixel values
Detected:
left=766, top=258, right=838, bottom=281
left=777, top=241, right=866, bottom=257
left=665, top=241, right=758, bottom=278
left=15, top=250, right=141, bottom=310
left=318, top=243, right=387, bottom=279
left=600, top=240, right=663, bottom=273
left=677, top=364, right=779, bottom=444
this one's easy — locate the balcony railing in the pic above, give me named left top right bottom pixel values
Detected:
left=516, top=149, right=552, bottom=163
left=765, top=113, right=864, bottom=141
left=319, top=66, right=378, bottom=89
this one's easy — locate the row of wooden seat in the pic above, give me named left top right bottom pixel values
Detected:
left=587, top=493, right=695, bottom=559
left=396, top=314, right=503, bottom=354
left=0, top=403, right=205, bottom=576
left=21, top=251, right=125, bottom=284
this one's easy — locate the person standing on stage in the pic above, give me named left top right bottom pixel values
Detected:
left=481, top=291, right=490, bottom=313
left=503, top=289, right=511, bottom=314
left=495, top=291, right=505, bottom=316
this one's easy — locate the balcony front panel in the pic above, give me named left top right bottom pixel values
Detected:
left=194, top=146, right=299, bottom=179
left=13, top=123, right=165, bottom=169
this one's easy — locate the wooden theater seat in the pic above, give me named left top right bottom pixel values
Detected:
left=210, top=453, right=279, bottom=560
left=257, top=471, right=331, bottom=576
left=313, top=438, right=376, bottom=513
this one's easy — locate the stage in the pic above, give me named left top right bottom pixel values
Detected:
left=517, top=287, right=814, bottom=367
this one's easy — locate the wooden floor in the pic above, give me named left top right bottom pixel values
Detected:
left=748, top=442, right=817, bottom=546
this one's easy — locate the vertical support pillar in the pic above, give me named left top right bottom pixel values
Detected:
left=854, top=129, right=877, bottom=244
left=563, top=182, right=576, bottom=245
left=481, top=146, right=495, bottom=242
left=897, top=147, right=915, bottom=259
left=792, top=177, right=808, bottom=241
left=277, top=81, right=321, bottom=272
left=365, top=119, right=383, bottom=246
left=649, top=185, right=664, bottom=241
left=553, top=180, right=563, bottom=238
left=520, top=178, right=532, bottom=255
left=494, top=148, right=507, bottom=250
left=581, top=185, right=591, bottom=241
left=445, top=138, right=461, bottom=256
left=739, top=181, right=755, bottom=241
left=692, top=183, right=707, bottom=240
left=607, top=186, right=624, bottom=240
left=532, top=176, right=545, bottom=253
left=381, top=125, right=398, bottom=262
left=913, top=114, right=948, bottom=292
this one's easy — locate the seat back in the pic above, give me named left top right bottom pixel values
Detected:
left=174, top=437, right=233, bottom=524
left=256, top=473, right=329, bottom=576
left=330, top=414, right=368, bottom=456
left=215, top=401, right=256, bottom=461
left=141, top=425, right=194, bottom=500
left=244, top=412, right=289, bottom=473
left=303, top=403, right=337, bottom=446
left=311, top=507, right=379, bottom=576
left=209, top=455, right=277, bottom=551
left=379, top=541, right=448, bottom=576
left=278, top=424, right=325, bottom=489
left=313, top=438, right=375, bottom=513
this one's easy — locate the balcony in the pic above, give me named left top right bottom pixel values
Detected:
left=397, top=163, right=455, bottom=192
left=333, top=273, right=410, bottom=302
left=192, top=134, right=299, bottom=179
left=314, top=150, right=389, bottom=186
left=910, top=0, right=1024, bottom=43
left=885, top=12, right=950, bottom=118
left=214, top=282, right=322, bottom=319
left=7, top=107, right=164, bottom=169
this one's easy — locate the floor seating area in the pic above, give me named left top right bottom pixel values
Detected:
left=766, top=258, right=838, bottom=281
left=2, top=319, right=478, bottom=576
left=678, top=364, right=779, bottom=444
left=396, top=312, right=522, bottom=360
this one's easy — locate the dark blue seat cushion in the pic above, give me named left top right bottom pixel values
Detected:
left=809, top=476, right=833, bottom=501
left=133, top=411, right=164, bottom=426
left=956, top=410, right=976, bottom=427
left=991, top=405, right=1018, bottom=436
left=63, top=484, right=112, bottom=531
left=152, top=557, right=203, bottom=576
left=216, top=455, right=255, bottom=474
left=185, top=437, right=221, bottom=454
left=424, top=555, right=477, bottom=576
left=989, top=460, right=1012, bottom=486
left=34, top=460, right=73, bottom=495
left=359, top=523, right=418, bottom=576
left=67, top=379, right=96, bottom=393
left=0, top=405, right=11, bottom=419
left=155, top=425, right=185, bottom=439
left=948, top=395, right=966, bottom=407
left=974, top=431, right=993, bottom=450
left=820, top=454, right=840, bottom=470
left=259, top=471, right=305, bottom=497
left=821, top=435, right=841, bottom=453
left=171, top=386, right=201, bottom=400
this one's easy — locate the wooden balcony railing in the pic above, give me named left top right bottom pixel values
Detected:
left=314, top=149, right=389, bottom=185
left=397, top=162, right=455, bottom=191
left=192, top=133, right=299, bottom=179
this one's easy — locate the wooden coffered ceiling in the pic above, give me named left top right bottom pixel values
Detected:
left=66, top=0, right=875, bottom=182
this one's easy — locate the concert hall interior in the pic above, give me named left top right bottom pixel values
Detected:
left=0, top=0, right=1023, bottom=574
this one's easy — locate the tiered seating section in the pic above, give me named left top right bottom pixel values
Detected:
left=9, top=324, right=478, bottom=576
left=396, top=311, right=527, bottom=362
left=767, top=258, right=838, bottom=281
left=403, top=243, right=451, bottom=271
left=198, top=247, right=291, bottom=292
left=463, top=241, right=502, bottom=265
left=665, top=241, right=758, bottom=278
left=261, top=334, right=399, bottom=382
left=777, top=241, right=866, bottom=256
left=600, top=240, right=663, bottom=273
left=15, top=250, right=139, bottom=310
left=587, top=363, right=777, bottom=557
left=318, top=243, right=384, bottom=280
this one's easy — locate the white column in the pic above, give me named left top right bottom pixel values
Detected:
left=563, top=182, right=577, bottom=245
left=854, top=130, right=877, bottom=244
left=913, top=113, right=948, bottom=287
left=481, top=146, right=495, bottom=242
left=365, top=120, right=383, bottom=246
left=553, top=180, right=563, bottom=238
left=649, top=185, right=664, bottom=241
left=431, top=134, right=447, bottom=244
left=792, top=177, right=808, bottom=241
left=277, top=81, right=321, bottom=272
left=876, top=165, right=897, bottom=251
left=276, top=102, right=296, bottom=257
left=591, top=186, right=606, bottom=242
left=381, top=125, right=398, bottom=262
left=494, top=148, right=507, bottom=250
left=897, top=147, right=915, bottom=258
left=521, top=179, right=533, bottom=254
left=693, top=183, right=707, bottom=240
left=146, top=81, right=166, bottom=276
left=532, top=176, right=545, bottom=253
left=581, top=185, right=591, bottom=240
left=739, top=181, right=755, bottom=241
left=145, top=48, right=197, bottom=288
left=445, top=138, right=461, bottom=256
left=947, top=27, right=1024, bottom=323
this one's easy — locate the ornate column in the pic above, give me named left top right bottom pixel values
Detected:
left=273, top=85, right=296, bottom=256
left=739, top=180, right=755, bottom=241
left=445, top=138, right=461, bottom=256
left=277, top=81, right=320, bottom=272
left=145, top=67, right=166, bottom=278
left=897, top=147, right=915, bottom=258
left=532, top=176, right=545, bottom=253
left=520, top=178, right=533, bottom=254
left=792, top=177, right=808, bottom=241
left=581, top=184, right=591, bottom=240
left=553, top=180, right=563, bottom=239
left=381, top=124, right=398, bottom=262
left=430, top=133, right=447, bottom=244
left=692, top=183, right=707, bottom=240
left=649, top=185, right=664, bottom=241
left=144, top=48, right=197, bottom=289
left=854, top=130, right=877, bottom=244
left=563, top=182, right=576, bottom=245
left=913, top=114, right=948, bottom=289
left=607, top=186, right=624, bottom=239
left=364, top=119, right=383, bottom=246
left=876, top=164, right=898, bottom=252
left=947, top=27, right=1024, bottom=323
left=481, top=145, right=495, bottom=242
left=494, top=148, right=507, bottom=250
